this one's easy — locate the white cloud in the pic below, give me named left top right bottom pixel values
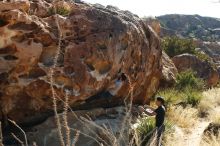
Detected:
left=83, top=0, right=220, bottom=18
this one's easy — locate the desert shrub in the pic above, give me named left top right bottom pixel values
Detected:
left=157, top=71, right=204, bottom=107
left=198, top=88, right=220, bottom=119
left=157, top=88, right=203, bottom=107
left=202, top=88, right=220, bottom=106
left=195, top=51, right=217, bottom=68
left=136, top=117, right=155, bottom=145
left=198, top=98, right=212, bottom=118
left=167, top=106, right=198, bottom=128
left=201, top=134, right=220, bottom=146
left=135, top=117, right=173, bottom=146
left=175, top=70, right=204, bottom=90
left=156, top=89, right=184, bottom=108
left=195, top=51, right=211, bottom=62
left=162, top=37, right=196, bottom=57
left=48, top=7, right=70, bottom=16
left=175, top=71, right=204, bottom=106
left=162, top=37, right=214, bottom=63
left=184, top=88, right=203, bottom=106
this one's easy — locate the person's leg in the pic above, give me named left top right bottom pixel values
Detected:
left=156, top=125, right=165, bottom=146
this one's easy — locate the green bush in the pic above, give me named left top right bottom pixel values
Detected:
left=195, top=52, right=217, bottom=69
left=162, top=37, right=196, bottom=57
left=157, top=88, right=203, bottom=107
left=184, top=88, right=203, bottom=106
left=156, top=71, right=204, bottom=107
left=175, top=70, right=204, bottom=90
left=195, top=52, right=211, bottom=62
left=157, top=89, right=184, bottom=108
left=162, top=37, right=213, bottom=63
left=48, top=7, right=70, bottom=16
left=136, top=117, right=155, bottom=137
left=136, top=117, right=155, bottom=146
left=136, top=117, right=174, bottom=146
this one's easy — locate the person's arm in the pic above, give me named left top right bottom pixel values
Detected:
left=144, top=105, right=156, bottom=111
left=138, top=106, right=157, bottom=116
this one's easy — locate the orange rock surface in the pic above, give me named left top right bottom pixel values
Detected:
left=0, top=0, right=162, bottom=124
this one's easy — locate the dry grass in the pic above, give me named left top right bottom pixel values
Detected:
left=63, top=93, right=71, bottom=146
left=166, top=106, right=198, bottom=129
left=202, top=88, right=220, bottom=104
left=198, top=88, right=220, bottom=120
left=201, top=88, right=220, bottom=110
left=198, top=98, right=213, bottom=118
left=11, top=133, right=24, bottom=146
left=199, top=88, right=220, bottom=146
left=156, top=87, right=205, bottom=146
left=208, top=109, right=220, bottom=124
left=163, top=88, right=220, bottom=146
left=164, top=131, right=220, bottom=146
left=48, top=1, right=69, bottom=146
left=163, top=132, right=185, bottom=146
left=200, top=133, right=220, bottom=146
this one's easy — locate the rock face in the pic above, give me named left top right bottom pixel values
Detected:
left=160, top=51, right=178, bottom=87
left=172, top=54, right=219, bottom=86
left=0, top=0, right=162, bottom=124
left=143, top=18, right=176, bottom=87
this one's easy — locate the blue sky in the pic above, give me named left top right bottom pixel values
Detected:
left=83, top=0, right=220, bottom=18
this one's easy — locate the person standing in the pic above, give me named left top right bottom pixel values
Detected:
left=139, top=96, right=166, bottom=146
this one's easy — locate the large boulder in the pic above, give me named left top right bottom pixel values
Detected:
left=172, top=54, right=219, bottom=86
left=0, top=0, right=162, bottom=125
left=160, top=51, right=178, bottom=87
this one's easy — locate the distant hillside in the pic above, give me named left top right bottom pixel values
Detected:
left=157, top=14, right=220, bottom=41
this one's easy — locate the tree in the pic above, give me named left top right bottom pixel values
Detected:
left=162, top=37, right=196, bottom=57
